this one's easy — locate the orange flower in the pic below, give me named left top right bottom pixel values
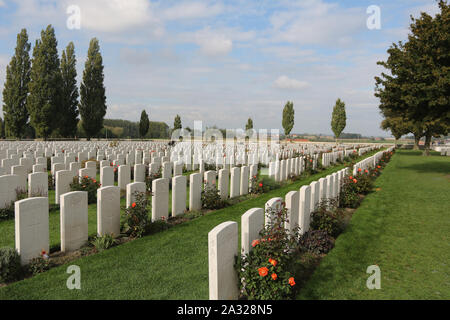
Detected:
left=258, top=267, right=269, bottom=277
left=131, top=202, right=136, bottom=208
left=251, top=239, right=260, bottom=247
left=85, top=175, right=89, bottom=178
left=358, top=168, right=362, bottom=172
left=271, top=273, right=278, bottom=280
left=269, top=258, right=277, bottom=267
left=349, top=176, right=353, bottom=179
left=93, top=179, right=97, bottom=183
left=377, top=165, right=381, bottom=168
left=353, top=179, right=357, bottom=183
left=288, top=277, right=296, bottom=286
left=364, top=170, right=368, bottom=173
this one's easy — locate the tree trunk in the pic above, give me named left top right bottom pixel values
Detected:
left=423, top=132, right=432, bottom=156
left=394, top=139, right=398, bottom=148
left=413, top=135, right=420, bottom=150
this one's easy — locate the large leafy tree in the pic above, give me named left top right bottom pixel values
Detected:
left=375, top=1, right=450, bottom=155
left=139, top=109, right=150, bottom=138
left=59, top=42, right=79, bottom=137
left=2, top=29, right=31, bottom=138
left=282, top=101, right=295, bottom=137
left=79, top=38, right=107, bottom=140
left=331, top=98, right=347, bottom=140
left=27, top=25, right=62, bottom=139
left=380, top=116, right=410, bottom=147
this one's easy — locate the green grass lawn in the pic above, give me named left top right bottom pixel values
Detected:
left=297, top=150, right=450, bottom=300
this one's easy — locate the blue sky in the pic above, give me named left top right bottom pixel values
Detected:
left=0, top=0, right=441, bottom=136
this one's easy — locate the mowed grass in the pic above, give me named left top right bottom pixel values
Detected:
left=297, top=150, right=450, bottom=300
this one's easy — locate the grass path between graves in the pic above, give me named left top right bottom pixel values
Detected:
left=0, top=150, right=382, bottom=299
left=296, top=150, right=450, bottom=300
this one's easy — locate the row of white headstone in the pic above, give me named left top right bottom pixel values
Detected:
left=207, top=147, right=394, bottom=300
left=10, top=148, right=357, bottom=267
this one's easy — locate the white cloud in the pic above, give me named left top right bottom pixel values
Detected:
left=191, top=27, right=233, bottom=56
left=274, top=75, right=309, bottom=90
left=73, top=0, right=157, bottom=33
left=162, top=1, right=224, bottom=20
left=268, top=0, right=366, bottom=46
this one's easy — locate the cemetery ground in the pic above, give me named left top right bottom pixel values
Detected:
left=297, top=150, right=450, bottom=300
left=0, top=149, right=382, bottom=299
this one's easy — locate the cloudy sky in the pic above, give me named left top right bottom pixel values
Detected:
left=0, top=0, right=441, bottom=136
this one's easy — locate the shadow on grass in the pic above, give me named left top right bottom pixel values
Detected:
left=397, top=150, right=440, bottom=157
left=398, top=161, right=450, bottom=175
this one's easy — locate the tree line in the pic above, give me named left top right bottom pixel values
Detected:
left=1, top=25, right=106, bottom=140
left=375, top=0, right=449, bottom=154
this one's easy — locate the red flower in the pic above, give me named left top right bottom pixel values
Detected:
left=364, top=170, right=368, bottom=173
left=353, top=179, right=357, bottom=183
left=251, top=239, right=260, bottom=247
left=271, top=273, right=278, bottom=280
left=377, top=165, right=381, bottom=168
left=358, top=168, right=362, bottom=172
left=258, top=267, right=269, bottom=277
left=131, top=202, right=136, bottom=208
left=349, top=176, right=353, bottom=180
left=288, top=277, right=296, bottom=286
left=269, top=258, right=277, bottom=267
left=259, top=183, right=263, bottom=187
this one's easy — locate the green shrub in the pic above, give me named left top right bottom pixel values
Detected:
left=310, top=200, right=345, bottom=238
left=91, top=234, right=118, bottom=251
left=16, top=188, right=27, bottom=201
left=201, top=183, right=227, bottom=209
left=122, top=191, right=150, bottom=238
left=70, top=176, right=101, bottom=204
left=27, top=250, right=51, bottom=275
left=235, top=201, right=299, bottom=300
left=353, top=169, right=374, bottom=194
left=299, top=230, right=335, bottom=255
left=48, top=173, right=54, bottom=191
left=145, top=167, right=162, bottom=191
left=0, top=203, right=14, bottom=221
left=0, top=247, right=22, bottom=283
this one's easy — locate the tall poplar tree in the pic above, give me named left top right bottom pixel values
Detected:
left=59, top=42, right=79, bottom=137
left=331, top=98, right=347, bottom=140
left=282, top=101, right=295, bottom=137
left=139, top=110, right=150, bottom=138
left=2, top=29, right=31, bottom=138
left=27, top=25, right=62, bottom=139
left=245, top=118, right=253, bottom=130
left=79, top=38, right=107, bottom=140
left=173, top=114, right=182, bottom=130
